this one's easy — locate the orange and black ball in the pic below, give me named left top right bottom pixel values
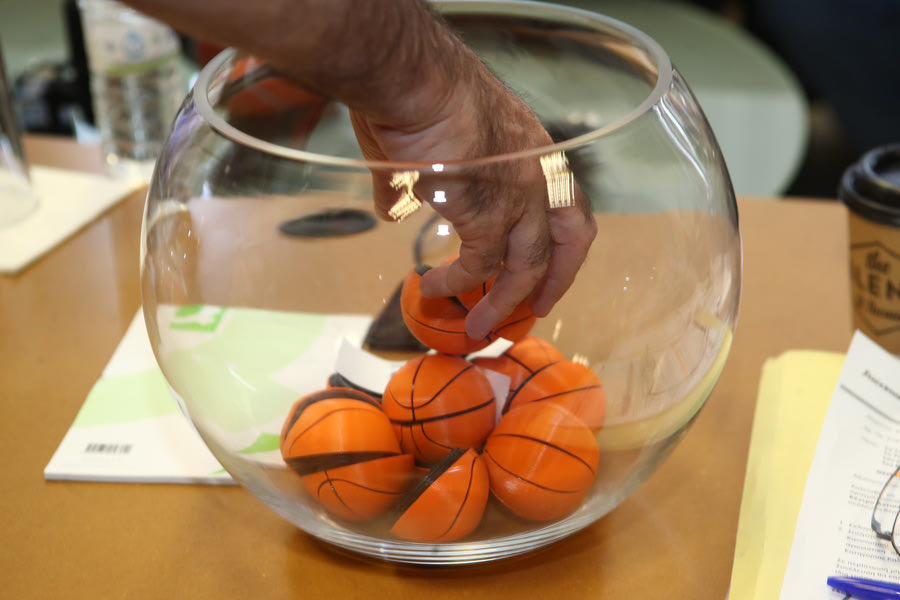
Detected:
left=483, top=402, right=599, bottom=521
left=226, top=56, right=325, bottom=118
left=280, top=388, right=399, bottom=465
left=502, top=359, right=606, bottom=429
left=390, top=448, right=490, bottom=542
left=281, top=388, right=415, bottom=520
left=473, top=335, right=565, bottom=396
left=455, top=277, right=536, bottom=344
left=382, top=354, right=496, bottom=464
left=300, top=454, right=415, bottom=521
left=400, top=265, right=536, bottom=355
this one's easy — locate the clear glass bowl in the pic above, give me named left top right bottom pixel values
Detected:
left=140, top=0, right=741, bottom=565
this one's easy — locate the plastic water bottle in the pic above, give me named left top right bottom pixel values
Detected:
left=78, top=0, right=184, bottom=180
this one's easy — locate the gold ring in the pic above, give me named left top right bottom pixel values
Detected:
left=387, top=170, right=422, bottom=221
left=540, top=151, right=575, bottom=209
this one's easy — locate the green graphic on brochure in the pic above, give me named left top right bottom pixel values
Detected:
left=49, top=305, right=368, bottom=484
left=160, top=306, right=327, bottom=435
left=72, top=305, right=328, bottom=456
left=73, top=369, right=176, bottom=427
left=170, top=304, right=226, bottom=332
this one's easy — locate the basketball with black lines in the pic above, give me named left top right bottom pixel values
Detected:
left=391, top=448, right=489, bottom=542
left=280, top=388, right=415, bottom=521
left=483, top=401, right=600, bottom=521
left=279, top=388, right=399, bottom=462
left=382, top=354, right=496, bottom=464
left=399, top=264, right=536, bottom=355
left=300, top=454, right=415, bottom=521
left=501, top=357, right=606, bottom=430
left=473, top=335, right=565, bottom=395
left=454, top=274, right=536, bottom=343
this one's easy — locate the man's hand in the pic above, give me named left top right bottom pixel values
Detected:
left=122, top=0, right=597, bottom=339
left=351, top=51, right=596, bottom=340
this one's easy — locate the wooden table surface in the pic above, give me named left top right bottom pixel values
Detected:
left=0, top=135, right=853, bottom=599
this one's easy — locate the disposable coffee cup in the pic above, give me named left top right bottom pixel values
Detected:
left=840, top=144, right=900, bottom=355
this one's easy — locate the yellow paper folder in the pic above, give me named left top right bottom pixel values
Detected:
left=729, top=350, right=845, bottom=600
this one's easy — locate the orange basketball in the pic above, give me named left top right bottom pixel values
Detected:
left=456, top=279, right=536, bottom=343
left=391, top=448, right=489, bottom=542
left=473, top=335, right=565, bottom=396
left=382, top=354, right=496, bottom=464
left=400, top=265, right=536, bottom=355
left=280, top=388, right=401, bottom=475
left=400, top=267, right=493, bottom=355
left=301, top=454, right=415, bottom=521
left=503, top=360, right=606, bottom=429
left=226, top=56, right=325, bottom=118
left=483, top=402, right=599, bottom=521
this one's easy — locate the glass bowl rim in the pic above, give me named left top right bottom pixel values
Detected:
left=192, top=0, right=673, bottom=170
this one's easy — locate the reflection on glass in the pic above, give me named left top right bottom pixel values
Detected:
left=387, top=170, right=421, bottom=220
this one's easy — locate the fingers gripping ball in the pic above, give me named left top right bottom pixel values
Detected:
left=400, top=265, right=536, bottom=355
left=382, top=354, right=496, bottom=464
left=300, top=454, right=415, bottom=521
left=503, top=359, right=606, bottom=429
left=455, top=278, right=536, bottom=343
left=400, top=266, right=491, bottom=355
left=473, top=335, right=565, bottom=395
left=391, top=448, right=490, bottom=542
left=483, top=402, right=600, bottom=521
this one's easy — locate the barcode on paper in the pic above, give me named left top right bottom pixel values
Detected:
left=84, top=443, right=132, bottom=455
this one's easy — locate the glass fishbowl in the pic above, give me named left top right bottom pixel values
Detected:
left=140, top=0, right=741, bottom=565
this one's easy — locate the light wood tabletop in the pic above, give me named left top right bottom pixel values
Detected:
left=0, top=135, right=853, bottom=599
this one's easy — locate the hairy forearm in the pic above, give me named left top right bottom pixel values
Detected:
left=122, top=0, right=594, bottom=337
left=122, top=0, right=472, bottom=125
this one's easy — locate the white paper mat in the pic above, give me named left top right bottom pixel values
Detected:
left=0, top=165, right=142, bottom=274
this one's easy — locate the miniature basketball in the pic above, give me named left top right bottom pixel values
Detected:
left=455, top=278, right=536, bottom=343
left=301, top=454, right=416, bottom=521
left=400, top=266, right=493, bottom=355
left=226, top=56, right=325, bottom=118
left=483, top=402, right=600, bottom=521
left=280, top=388, right=401, bottom=475
left=382, top=354, right=496, bottom=464
left=503, top=359, right=606, bottom=429
left=390, top=448, right=490, bottom=542
left=473, top=335, right=565, bottom=394
left=399, top=264, right=536, bottom=355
